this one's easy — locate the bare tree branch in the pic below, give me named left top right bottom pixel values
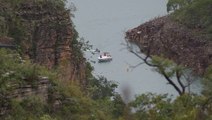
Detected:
left=125, top=38, right=192, bottom=96
left=161, top=70, right=183, bottom=95
left=127, top=62, right=145, bottom=70
left=176, top=70, right=185, bottom=93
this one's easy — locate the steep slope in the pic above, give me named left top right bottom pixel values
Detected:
left=126, top=16, right=212, bottom=74
left=0, top=0, right=87, bottom=83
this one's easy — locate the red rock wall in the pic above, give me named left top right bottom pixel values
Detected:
left=16, top=1, right=87, bottom=82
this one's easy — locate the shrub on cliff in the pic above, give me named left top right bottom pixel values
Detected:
left=0, top=49, right=125, bottom=120
left=0, top=49, right=52, bottom=119
left=168, top=0, right=212, bottom=36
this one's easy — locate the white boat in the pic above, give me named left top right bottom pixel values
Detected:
left=98, top=52, right=112, bottom=62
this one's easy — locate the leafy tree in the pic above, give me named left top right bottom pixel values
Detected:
left=130, top=93, right=172, bottom=120
left=88, top=76, right=118, bottom=100
left=130, top=93, right=205, bottom=120
left=0, top=49, right=53, bottom=119
left=202, top=66, right=212, bottom=96
left=151, top=56, right=196, bottom=95
left=125, top=41, right=195, bottom=96
left=200, top=66, right=212, bottom=118
left=167, top=0, right=193, bottom=12
left=0, top=16, right=8, bottom=36
left=168, top=0, right=212, bottom=35
left=112, top=94, right=126, bottom=118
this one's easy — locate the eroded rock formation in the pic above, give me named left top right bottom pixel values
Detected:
left=0, top=1, right=88, bottom=115
left=0, top=77, right=50, bottom=115
left=15, top=1, right=87, bottom=82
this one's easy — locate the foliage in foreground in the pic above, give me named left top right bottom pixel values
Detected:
left=1, top=49, right=212, bottom=120
left=127, top=55, right=212, bottom=120
left=1, top=0, right=212, bottom=119
left=0, top=49, right=124, bottom=120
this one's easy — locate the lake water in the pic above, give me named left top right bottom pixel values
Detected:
left=67, top=0, right=202, bottom=100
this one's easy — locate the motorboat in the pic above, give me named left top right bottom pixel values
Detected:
left=98, top=52, right=112, bottom=62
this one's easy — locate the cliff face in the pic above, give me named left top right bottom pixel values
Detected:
left=0, top=77, right=50, bottom=115
left=0, top=1, right=88, bottom=115
left=15, top=1, right=86, bottom=82
left=17, top=2, right=71, bottom=68
left=126, top=16, right=212, bottom=74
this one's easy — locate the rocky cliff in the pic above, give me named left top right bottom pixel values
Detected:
left=126, top=16, right=212, bottom=74
left=0, top=0, right=89, bottom=116
left=0, top=77, right=50, bottom=115
left=0, top=1, right=87, bottom=83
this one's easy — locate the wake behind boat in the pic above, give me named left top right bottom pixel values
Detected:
left=98, top=52, right=112, bottom=62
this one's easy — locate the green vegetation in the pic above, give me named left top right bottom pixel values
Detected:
left=127, top=44, right=212, bottom=119
left=130, top=65, right=212, bottom=119
left=126, top=0, right=212, bottom=119
left=1, top=48, right=212, bottom=119
left=167, top=0, right=212, bottom=36
left=0, top=49, right=126, bottom=120
left=0, top=0, right=212, bottom=119
left=0, top=0, right=71, bottom=54
left=0, top=0, right=126, bottom=119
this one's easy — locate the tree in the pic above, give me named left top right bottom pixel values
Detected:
left=168, top=0, right=212, bottom=33
left=200, top=66, right=212, bottom=118
left=88, top=76, right=118, bottom=100
left=167, top=0, right=193, bottom=12
left=0, top=48, right=119, bottom=120
left=130, top=93, right=206, bottom=120
left=125, top=40, right=195, bottom=96
left=129, top=67, right=212, bottom=119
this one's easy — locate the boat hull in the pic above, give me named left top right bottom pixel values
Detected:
left=98, top=57, right=112, bottom=62
left=98, top=52, right=112, bottom=62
